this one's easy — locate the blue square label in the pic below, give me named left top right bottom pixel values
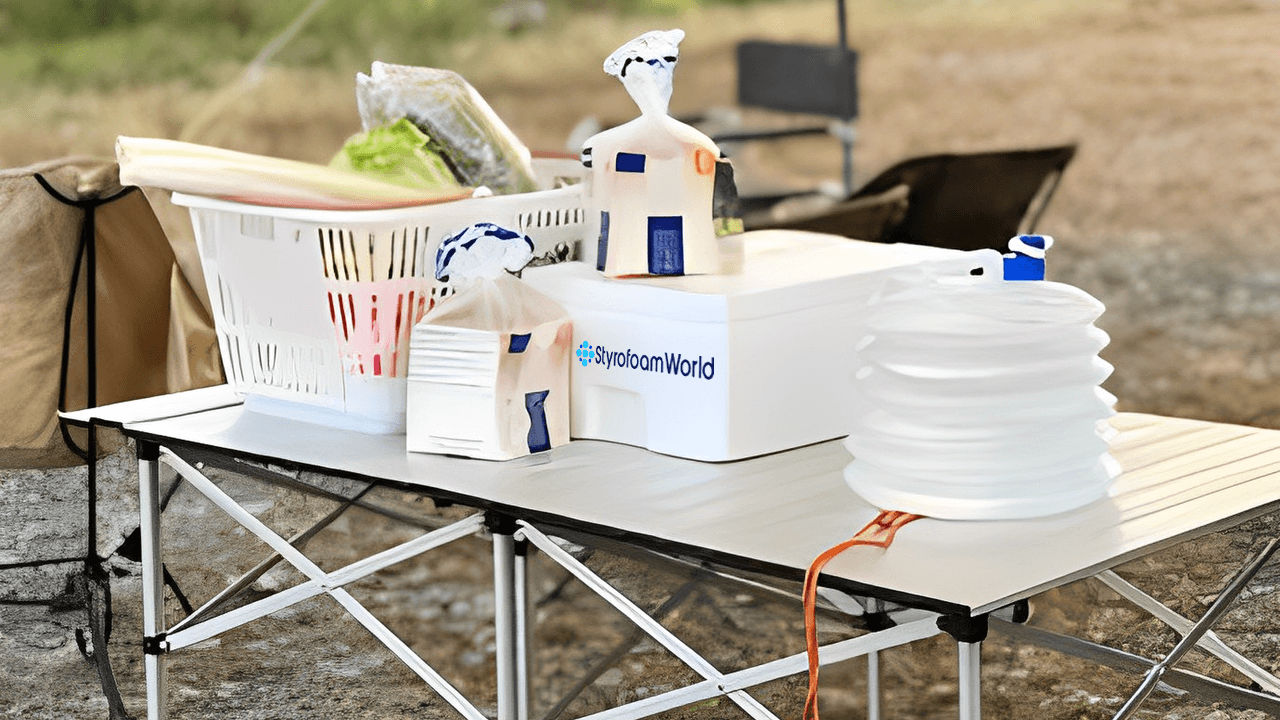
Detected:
left=615, top=152, right=646, bottom=173
left=597, top=211, right=610, bottom=271
left=647, top=216, right=684, bottom=275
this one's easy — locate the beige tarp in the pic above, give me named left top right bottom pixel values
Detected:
left=0, top=157, right=221, bottom=467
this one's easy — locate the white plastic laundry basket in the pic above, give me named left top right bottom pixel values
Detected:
left=174, top=178, right=586, bottom=434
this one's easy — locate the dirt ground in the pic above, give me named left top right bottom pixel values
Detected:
left=3, top=0, right=1280, bottom=718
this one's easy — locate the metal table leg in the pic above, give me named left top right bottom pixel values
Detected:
left=958, top=641, right=981, bottom=720
left=866, top=596, right=889, bottom=720
left=493, top=514, right=527, bottom=720
left=138, top=441, right=167, bottom=720
left=515, top=538, right=532, bottom=720
left=938, top=613, right=987, bottom=720
left=867, top=650, right=882, bottom=720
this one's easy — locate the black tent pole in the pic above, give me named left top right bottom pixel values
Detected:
left=84, top=195, right=98, bottom=562
left=32, top=174, right=137, bottom=720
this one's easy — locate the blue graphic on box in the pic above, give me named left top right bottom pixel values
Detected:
left=577, top=340, right=715, bottom=380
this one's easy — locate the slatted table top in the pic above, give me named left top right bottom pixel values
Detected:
left=66, top=389, right=1280, bottom=615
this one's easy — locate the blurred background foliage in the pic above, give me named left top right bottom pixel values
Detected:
left=0, top=0, right=772, bottom=93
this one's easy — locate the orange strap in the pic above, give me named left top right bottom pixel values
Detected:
left=802, top=510, right=923, bottom=720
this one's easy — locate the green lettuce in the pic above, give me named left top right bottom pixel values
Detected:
left=330, top=117, right=462, bottom=191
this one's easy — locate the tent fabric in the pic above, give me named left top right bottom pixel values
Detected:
left=141, top=188, right=222, bottom=393
left=0, top=158, right=221, bottom=468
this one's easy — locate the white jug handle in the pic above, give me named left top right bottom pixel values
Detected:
left=913, top=248, right=1004, bottom=283
left=865, top=248, right=1005, bottom=306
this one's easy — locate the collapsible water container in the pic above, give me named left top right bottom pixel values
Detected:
left=843, top=249, right=1119, bottom=520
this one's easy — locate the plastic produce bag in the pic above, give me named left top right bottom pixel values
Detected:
left=843, top=250, right=1119, bottom=520
left=407, top=223, right=571, bottom=461
left=357, top=62, right=538, bottom=195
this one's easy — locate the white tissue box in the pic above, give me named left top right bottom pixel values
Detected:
left=522, top=230, right=957, bottom=461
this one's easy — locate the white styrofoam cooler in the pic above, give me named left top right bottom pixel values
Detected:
left=523, top=230, right=959, bottom=461
left=174, top=176, right=586, bottom=433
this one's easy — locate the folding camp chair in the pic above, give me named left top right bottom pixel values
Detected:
left=710, top=39, right=859, bottom=219
left=745, top=183, right=908, bottom=239
left=848, top=144, right=1077, bottom=251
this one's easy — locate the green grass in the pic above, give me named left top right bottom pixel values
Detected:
left=0, top=0, right=772, bottom=94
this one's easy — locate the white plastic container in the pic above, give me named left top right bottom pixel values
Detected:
left=175, top=175, right=586, bottom=433
left=842, top=251, right=1119, bottom=520
left=521, top=230, right=957, bottom=461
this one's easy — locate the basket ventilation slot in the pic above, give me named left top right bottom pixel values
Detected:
left=520, top=207, right=586, bottom=231
left=217, top=331, right=329, bottom=397
left=315, top=225, right=432, bottom=378
left=317, top=227, right=431, bottom=282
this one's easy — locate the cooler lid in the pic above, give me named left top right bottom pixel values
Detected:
left=523, top=230, right=961, bottom=323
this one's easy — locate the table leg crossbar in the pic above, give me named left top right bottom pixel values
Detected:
left=992, top=621, right=1280, bottom=715
left=1110, top=538, right=1280, bottom=719
left=167, top=483, right=376, bottom=636
left=515, top=521, right=943, bottom=720
left=1096, top=568, right=1280, bottom=696
left=140, top=445, right=491, bottom=720
left=986, top=536, right=1280, bottom=719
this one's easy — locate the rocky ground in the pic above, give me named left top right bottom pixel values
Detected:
left=3, top=0, right=1280, bottom=718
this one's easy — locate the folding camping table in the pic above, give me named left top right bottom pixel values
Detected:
left=64, top=387, right=1280, bottom=720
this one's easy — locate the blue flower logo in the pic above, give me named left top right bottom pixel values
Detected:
left=575, top=341, right=594, bottom=367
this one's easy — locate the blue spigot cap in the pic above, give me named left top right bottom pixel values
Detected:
left=1002, top=235, right=1054, bottom=281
